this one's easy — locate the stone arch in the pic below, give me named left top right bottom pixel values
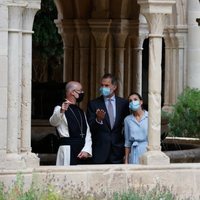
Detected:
left=53, top=0, right=142, bottom=103
left=163, top=0, right=188, bottom=110
left=175, top=0, right=187, bottom=25
left=167, top=0, right=187, bottom=26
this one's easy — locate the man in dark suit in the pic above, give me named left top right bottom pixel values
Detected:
left=86, top=74, right=129, bottom=164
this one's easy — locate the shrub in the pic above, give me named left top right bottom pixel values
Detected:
left=167, top=88, right=200, bottom=138
left=113, top=185, right=175, bottom=200
left=0, top=174, right=178, bottom=200
left=0, top=174, right=63, bottom=200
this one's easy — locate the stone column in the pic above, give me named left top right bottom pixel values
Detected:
left=75, top=20, right=90, bottom=109
left=89, top=20, right=111, bottom=96
left=187, top=0, right=200, bottom=88
left=7, top=4, right=25, bottom=155
left=20, top=3, right=40, bottom=168
left=128, top=17, right=148, bottom=96
left=0, top=0, right=40, bottom=170
left=163, top=27, right=187, bottom=112
left=170, top=33, right=177, bottom=105
left=138, top=0, right=175, bottom=165
left=21, top=6, right=39, bottom=153
left=111, top=20, right=128, bottom=97
left=131, top=36, right=146, bottom=95
left=162, top=33, right=172, bottom=111
left=176, top=31, right=187, bottom=95
left=0, top=3, right=8, bottom=160
left=55, top=20, right=75, bottom=82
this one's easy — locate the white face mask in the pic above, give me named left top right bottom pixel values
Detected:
left=99, top=87, right=112, bottom=97
left=129, top=100, right=140, bottom=111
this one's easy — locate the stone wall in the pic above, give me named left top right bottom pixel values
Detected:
left=0, top=164, right=200, bottom=199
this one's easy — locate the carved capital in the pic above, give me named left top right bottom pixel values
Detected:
left=137, top=0, right=175, bottom=36
left=55, top=19, right=75, bottom=47
left=137, top=0, right=175, bottom=14
left=89, top=19, right=111, bottom=47
left=8, top=5, right=25, bottom=30
left=55, top=19, right=75, bottom=34
left=22, top=8, right=38, bottom=32
left=111, top=20, right=129, bottom=47
left=26, top=0, right=41, bottom=10
left=145, top=13, right=168, bottom=36
left=130, top=35, right=146, bottom=49
left=74, top=20, right=90, bottom=48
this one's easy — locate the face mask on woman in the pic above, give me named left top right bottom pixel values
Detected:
left=100, top=87, right=111, bottom=97
left=129, top=100, right=140, bottom=111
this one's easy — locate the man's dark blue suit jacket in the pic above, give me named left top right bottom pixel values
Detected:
left=86, top=95, right=129, bottom=164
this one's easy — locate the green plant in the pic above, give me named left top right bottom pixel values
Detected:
left=33, top=0, right=63, bottom=59
left=0, top=174, right=63, bottom=200
left=168, top=87, right=200, bottom=138
left=113, top=185, right=175, bottom=200
left=0, top=174, right=186, bottom=200
left=32, top=0, right=63, bottom=82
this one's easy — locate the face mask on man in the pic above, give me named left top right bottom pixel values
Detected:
left=75, top=92, right=85, bottom=103
left=100, top=87, right=111, bottom=97
left=129, top=100, right=140, bottom=111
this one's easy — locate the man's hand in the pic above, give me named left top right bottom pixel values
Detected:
left=96, top=109, right=106, bottom=122
left=60, top=99, right=72, bottom=113
left=77, top=151, right=89, bottom=159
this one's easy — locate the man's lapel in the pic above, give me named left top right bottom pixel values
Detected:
left=100, top=96, right=112, bottom=128
left=114, top=97, right=121, bottom=127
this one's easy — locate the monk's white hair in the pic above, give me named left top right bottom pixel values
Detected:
left=65, top=81, right=80, bottom=92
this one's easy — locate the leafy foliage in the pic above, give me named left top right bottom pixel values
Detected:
left=0, top=174, right=63, bottom=200
left=0, top=174, right=178, bottom=200
left=168, top=88, right=200, bottom=138
left=32, top=0, right=63, bottom=60
left=113, top=186, right=175, bottom=200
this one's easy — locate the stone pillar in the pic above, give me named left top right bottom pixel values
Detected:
left=0, top=0, right=40, bottom=170
left=176, top=31, right=187, bottom=95
left=75, top=20, right=90, bottom=109
left=163, top=26, right=187, bottom=112
left=111, top=20, right=128, bottom=97
left=128, top=17, right=148, bottom=96
left=187, top=0, right=200, bottom=89
left=55, top=20, right=75, bottom=82
left=162, top=33, right=172, bottom=111
left=163, top=30, right=178, bottom=109
left=21, top=6, right=39, bottom=153
left=131, top=36, right=146, bottom=95
left=138, top=0, right=175, bottom=165
left=7, top=4, right=25, bottom=155
left=0, top=3, right=8, bottom=160
left=20, top=2, right=40, bottom=167
left=89, top=20, right=111, bottom=95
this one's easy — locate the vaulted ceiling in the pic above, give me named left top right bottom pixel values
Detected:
left=54, top=0, right=140, bottom=20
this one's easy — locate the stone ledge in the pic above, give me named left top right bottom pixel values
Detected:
left=0, top=164, right=200, bottom=200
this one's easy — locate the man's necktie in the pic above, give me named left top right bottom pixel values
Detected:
left=107, top=99, right=115, bottom=129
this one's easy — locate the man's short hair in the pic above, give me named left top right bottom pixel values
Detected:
left=65, top=81, right=79, bottom=92
left=102, top=73, right=118, bottom=85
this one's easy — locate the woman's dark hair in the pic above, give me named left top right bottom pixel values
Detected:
left=129, top=92, right=144, bottom=110
left=128, top=92, right=143, bottom=100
